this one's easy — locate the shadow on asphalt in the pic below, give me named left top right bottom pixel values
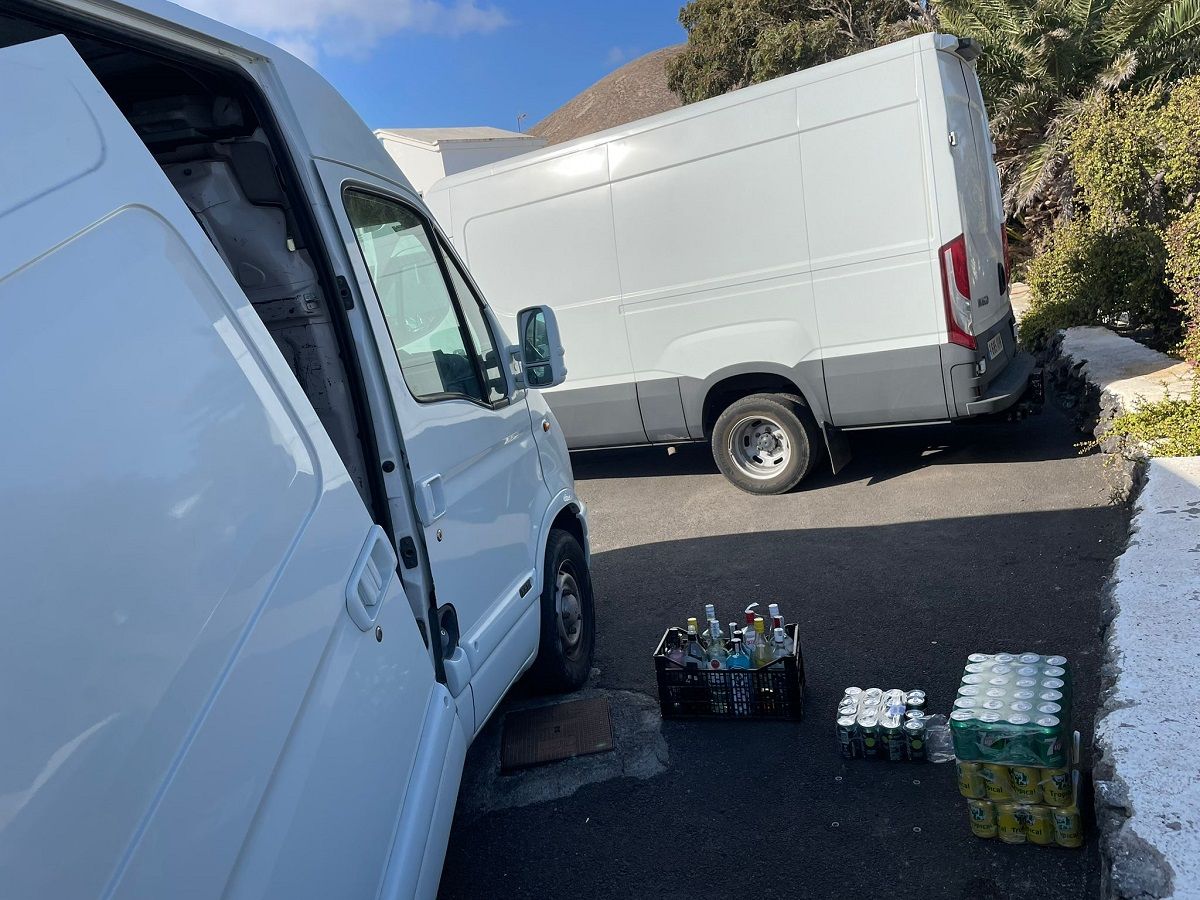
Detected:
left=570, top=411, right=1090, bottom=489
left=441, top=504, right=1123, bottom=900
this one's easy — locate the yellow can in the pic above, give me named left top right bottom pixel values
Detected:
left=1053, top=806, right=1084, bottom=848
left=1025, top=805, right=1056, bottom=845
left=1010, top=766, right=1044, bottom=803
left=967, top=798, right=997, bottom=839
left=979, top=762, right=1013, bottom=801
left=996, top=802, right=1026, bottom=844
left=1043, top=768, right=1073, bottom=807
left=956, top=759, right=987, bottom=799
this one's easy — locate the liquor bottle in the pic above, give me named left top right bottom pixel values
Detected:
left=742, top=603, right=761, bottom=657
left=728, top=621, right=742, bottom=644
left=726, top=637, right=751, bottom=669
left=665, top=630, right=685, bottom=665
left=704, top=603, right=718, bottom=628
left=687, top=616, right=707, bottom=653
left=771, top=626, right=789, bottom=659
left=706, top=619, right=728, bottom=669
left=770, top=602, right=796, bottom=654
left=752, top=616, right=774, bottom=666
left=684, top=622, right=707, bottom=669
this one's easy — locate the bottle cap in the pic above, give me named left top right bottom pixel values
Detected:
left=754, top=616, right=765, bottom=632
left=768, top=602, right=780, bottom=619
left=687, top=617, right=698, bottom=628
left=774, top=626, right=786, bottom=640
left=744, top=602, right=759, bottom=623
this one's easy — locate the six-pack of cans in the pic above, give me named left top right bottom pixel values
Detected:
left=836, top=687, right=927, bottom=762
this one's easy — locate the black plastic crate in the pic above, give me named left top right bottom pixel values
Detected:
left=653, top=623, right=805, bottom=720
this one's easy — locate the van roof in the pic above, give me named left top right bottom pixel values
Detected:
left=429, top=32, right=961, bottom=194
left=49, top=0, right=409, bottom=191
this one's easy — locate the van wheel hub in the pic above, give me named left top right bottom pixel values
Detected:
left=555, top=564, right=583, bottom=654
left=729, top=416, right=791, bottom=479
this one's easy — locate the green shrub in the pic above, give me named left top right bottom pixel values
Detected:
left=1101, top=383, right=1200, bottom=458
left=1021, top=218, right=1173, bottom=349
left=1165, top=206, right=1200, bottom=363
left=1160, top=77, right=1200, bottom=208
left=1068, top=90, right=1166, bottom=226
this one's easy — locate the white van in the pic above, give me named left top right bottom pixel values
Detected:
left=425, top=33, right=1040, bottom=495
left=0, top=3, right=592, bottom=898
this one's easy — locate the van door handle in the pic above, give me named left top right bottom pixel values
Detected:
left=415, top=474, right=446, bottom=526
left=345, top=525, right=396, bottom=631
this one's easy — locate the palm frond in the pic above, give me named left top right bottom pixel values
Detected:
left=1096, top=0, right=1172, bottom=49
left=1141, top=0, right=1200, bottom=42
left=1097, top=48, right=1140, bottom=86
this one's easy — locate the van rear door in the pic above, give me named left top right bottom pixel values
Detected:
left=938, top=50, right=1010, bottom=337
left=0, top=36, right=451, bottom=899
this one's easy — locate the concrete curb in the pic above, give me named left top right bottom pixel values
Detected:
left=1050, top=326, right=1200, bottom=899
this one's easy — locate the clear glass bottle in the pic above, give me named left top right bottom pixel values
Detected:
left=684, top=622, right=707, bottom=669
left=706, top=619, right=728, bottom=669
left=771, top=626, right=789, bottom=660
left=752, top=616, right=773, bottom=666
left=742, top=604, right=761, bottom=657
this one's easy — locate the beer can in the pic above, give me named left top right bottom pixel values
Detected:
left=1045, top=655, right=1068, bottom=667
left=882, top=715, right=906, bottom=761
left=958, top=685, right=981, bottom=697
left=965, top=662, right=989, bottom=674
left=950, top=709, right=975, bottom=722
left=843, top=686, right=863, bottom=697
left=837, top=715, right=859, bottom=759
left=978, top=711, right=1001, bottom=723
left=961, top=674, right=986, bottom=685
left=953, top=697, right=977, bottom=709
left=1010, top=766, right=1043, bottom=803
left=1015, top=678, right=1038, bottom=688
left=857, top=712, right=881, bottom=758
left=904, top=718, right=926, bottom=762
left=979, top=762, right=1012, bottom=800
left=994, top=653, right=1016, bottom=663
left=956, top=759, right=987, bottom=798
left=1025, top=805, right=1056, bottom=846
left=982, top=699, right=1004, bottom=710
left=1042, top=666, right=1066, bottom=678
left=990, top=664, right=1012, bottom=675
left=1018, top=653, right=1041, bottom=664
left=1040, top=690, right=1063, bottom=702
left=1038, top=702, right=1062, bottom=715
left=1016, top=666, right=1039, bottom=677
left=967, top=798, right=997, bottom=838
left=988, top=675, right=1011, bottom=686
left=864, top=687, right=884, bottom=701
left=996, top=802, right=1026, bottom=843
left=985, top=687, right=1006, bottom=698
left=1012, top=690, right=1035, bottom=700
left=1042, top=678, right=1065, bottom=690
left=1053, top=806, right=1084, bottom=848
left=1043, top=768, right=1073, bottom=806
left=1007, top=713, right=1031, bottom=725
left=967, top=653, right=990, bottom=664
left=904, top=708, right=925, bottom=720
left=906, top=689, right=926, bottom=703
left=1010, top=701, right=1033, bottom=712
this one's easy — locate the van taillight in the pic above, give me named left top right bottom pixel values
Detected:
left=939, top=234, right=976, bottom=350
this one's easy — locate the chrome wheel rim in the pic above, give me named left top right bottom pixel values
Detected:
left=728, top=415, right=791, bottom=479
left=555, top=563, right=583, bottom=655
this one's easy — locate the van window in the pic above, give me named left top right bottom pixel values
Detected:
left=344, top=190, right=486, bottom=403
left=440, top=240, right=507, bottom=403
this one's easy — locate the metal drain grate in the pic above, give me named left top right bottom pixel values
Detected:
left=500, top=696, right=614, bottom=773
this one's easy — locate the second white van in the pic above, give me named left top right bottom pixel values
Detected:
left=426, top=33, right=1041, bottom=495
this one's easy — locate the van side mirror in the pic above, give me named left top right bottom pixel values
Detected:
left=512, top=305, right=566, bottom=389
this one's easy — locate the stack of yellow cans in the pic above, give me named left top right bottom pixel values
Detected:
left=956, top=751, right=1083, bottom=848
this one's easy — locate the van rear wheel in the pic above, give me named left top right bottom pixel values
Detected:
left=529, top=529, right=595, bottom=693
left=712, top=393, right=820, bottom=495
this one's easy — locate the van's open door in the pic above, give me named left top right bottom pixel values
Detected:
left=0, top=36, right=459, bottom=899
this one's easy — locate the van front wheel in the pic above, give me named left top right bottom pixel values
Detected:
left=712, top=393, right=820, bottom=495
left=529, top=529, right=595, bottom=693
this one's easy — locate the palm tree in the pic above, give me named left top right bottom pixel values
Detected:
left=934, top=0, right=1200, bottom=216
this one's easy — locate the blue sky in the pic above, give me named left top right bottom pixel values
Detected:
left=178, top=0, right=687, bottom=131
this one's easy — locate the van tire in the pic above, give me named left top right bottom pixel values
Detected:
left=711, top=393, right=820, bottom=495
left=529, top=529, right=595, bottom=693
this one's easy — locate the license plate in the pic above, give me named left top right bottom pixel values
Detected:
left=987, top=333, right=1004, bottom=360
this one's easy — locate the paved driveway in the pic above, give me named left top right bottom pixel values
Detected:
left=439, top=397, right=1127, bottom=899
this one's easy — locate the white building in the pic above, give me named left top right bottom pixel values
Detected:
left=374, top=127, right=546, bottom=194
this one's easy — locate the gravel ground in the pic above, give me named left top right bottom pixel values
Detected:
left=439, top=391, right=1128, bottom=900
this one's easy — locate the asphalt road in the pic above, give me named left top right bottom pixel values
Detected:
left=439, top=394, right=1128, bottom=899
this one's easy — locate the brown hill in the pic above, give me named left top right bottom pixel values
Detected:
left=530, top=45, right=685, bottom=146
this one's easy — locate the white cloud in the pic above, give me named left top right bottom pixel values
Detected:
left=176, top=0, right=509, bottom=65
left=604, top=45, right=641, bottom=68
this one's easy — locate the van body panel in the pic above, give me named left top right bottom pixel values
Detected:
left=427, top=34, right=1032, bottom=458
left=313, top=159, right=547, bottom=729
left=637, top=378, right=690, bottom=442
left=0, top=36, right=436, bottom=898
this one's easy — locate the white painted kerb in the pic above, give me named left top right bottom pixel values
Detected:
left=1097, top=457, right=1200, bottom=898
left=1061, top=327, right=1194, bottom=412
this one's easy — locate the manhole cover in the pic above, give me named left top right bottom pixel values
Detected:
left=500, top=696, right=614, bottom=773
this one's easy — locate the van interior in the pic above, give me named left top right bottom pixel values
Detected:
left=1, top=8, right=377, bottom=509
